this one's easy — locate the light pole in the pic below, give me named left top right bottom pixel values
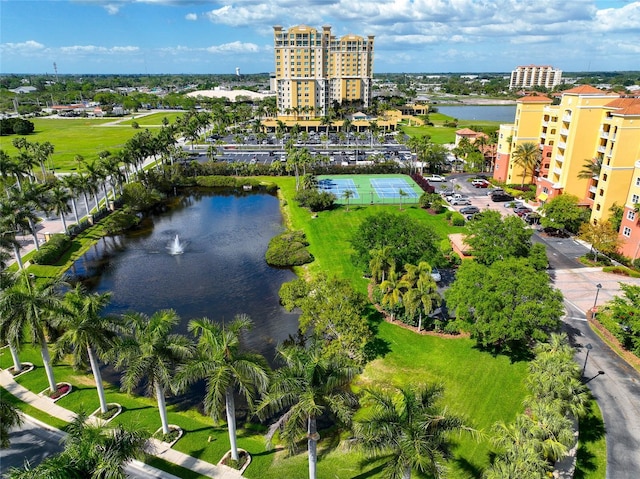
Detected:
left=581, top=343, right=592, bottom=377
left=593, top=283, right=603, bottom=310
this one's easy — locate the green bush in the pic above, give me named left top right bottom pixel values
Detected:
left=265, top=230, right=314, bottom=267
left=100, top=209, right=141, bottom=235
left=31, top=234, right=71, bottom=265
left=451, top=212, right=466, bottom=226
left=294, top=189, right=336, bottom=212
left=602, top=266, right=640, bottom=278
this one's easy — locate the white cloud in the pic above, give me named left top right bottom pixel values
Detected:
left=59, top=44, right=140, bottom=55
left=206, top=42, right=262, bottom=54
left=0, top=40, right=46, bottom=53
left=185, top=13, right=198, bottom=21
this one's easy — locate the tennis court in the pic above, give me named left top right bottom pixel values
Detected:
left=316, top=174, right=423, bottom=205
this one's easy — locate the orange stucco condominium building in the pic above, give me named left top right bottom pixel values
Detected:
left=493, top=85, right=640, bottom=259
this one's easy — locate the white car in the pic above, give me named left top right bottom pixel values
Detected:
left=424, top=174, right=446, bottom=182
left=431, top=267, right=442, bottom=282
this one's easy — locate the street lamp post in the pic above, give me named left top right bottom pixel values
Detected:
left=582, top=343, right=593, bottom=377
left=593, top=283, right=603, bottom=310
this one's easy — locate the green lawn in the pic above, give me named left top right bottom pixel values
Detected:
left=401, top=112, right=502, bottom=144
left=117, top=112, right=185, bottom=126
left=0, top=118, right=142, bottom=171
left=2, top=174, right=605, bottom=479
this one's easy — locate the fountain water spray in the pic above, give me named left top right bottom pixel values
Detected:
left=168, top=234, right=185, bottom=255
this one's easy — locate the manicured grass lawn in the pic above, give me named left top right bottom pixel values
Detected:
left=402, top=112, right=501, bottom=144
left=0, top=118, right=141, bottom=171
left=118, top=112, right=185, bottom=126
left=3, top=174, right=605, bottom=479
left=575, top=399, right=607, bottom=479
left=0, top=345, right=274, bottom=476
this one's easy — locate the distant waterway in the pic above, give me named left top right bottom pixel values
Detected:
left=436, top=105, right=516, bottom=123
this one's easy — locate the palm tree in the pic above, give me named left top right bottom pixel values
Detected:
left=343, top=189, right=354, bottom=211
left=0, top=269, right=24, bottom=373
left=398, top=188, right=408, bottom=210
left=577, top=157, right=603, bottom=180
left=354, top=384, right=474, bottom=479
left=114, top=309, right=193, bottom=435
left=380, top=268, right=408, bottom=321
left=511, top=142, right=541, bottom=187
left=368, top=245, right=394, bottom=284
left=0, top=273, right=66, bottom=394
left=54, top=285, right=120, bottom=415
left=46, top=181, right=73, bottom=234
left=0, top=195, right=35, bottom=269
left=61, top=174, right=82, bottom=225
left=403, top=276, right=441, bottom=332
left=0, top=395, right=22, bottom=448
left=176, top=315, right=269, bottom=462
left=7, top=412, right=147, bottom=478
left=258, top=342, right=358, bottom=479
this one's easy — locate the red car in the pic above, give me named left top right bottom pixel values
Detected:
left=472, top=179, right=490, bottom=188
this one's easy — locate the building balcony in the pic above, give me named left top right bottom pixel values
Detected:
left=553, top=167, right=563, bottom=176
left=589, top=185, right=597, bottom=194
left=558, top=141, right=566, bottom=149
left=556, top=154, right=564, bottom=163
left=562, top=114, right=572, bottom=122
left=598, top=145, right=606, bottom=154
left=600, top=131, right=609, bottom=139
left=560, top=128, right=569, bottom=136
left=542, top=120, right=549, bottom=127
left=540, top=132, right=546, bottom=139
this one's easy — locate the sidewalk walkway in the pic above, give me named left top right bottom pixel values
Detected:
left=0, top=370, right=245, bottom=479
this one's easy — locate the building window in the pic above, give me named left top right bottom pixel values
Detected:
left=599, top=189, right=604, bottom=196
left=542, top=187, right=549, bottom=194
left=623, top=226, right=632, bottom=237
left=628, top=210, right=636, bottom=221
left=633, top=194, right=640, bottom=204
left=596, top=203, right=601, bottom=211
left=602, top=174, right=608, bottom=181
left=636, top=177, right=640, bottom=187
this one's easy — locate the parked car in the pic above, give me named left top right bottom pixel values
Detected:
left=424, top=174, right=446, bottom=182
left=491, top=193, right=515, bottom=203
left=459, top=205, right=480, bottom=215
left=514, top=206, right=533, bottom=216
left=488, top=188, right=505, bottom=197
left=449, top=194, right=471, bottom=205
left=472, top=179, right=490, bottom=188
left=523, top=212, right=542, bottom=224
left=430, top=267, right=441, bottom=283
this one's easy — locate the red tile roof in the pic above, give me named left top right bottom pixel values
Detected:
left=605, top=97, right=640, bottom=115
left=517, top=95, right=552, bottom=103
left=562, top=85, right=607, bottom=95
left=455, top=128, right=477, bottom=135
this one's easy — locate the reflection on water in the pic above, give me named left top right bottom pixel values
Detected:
left=66, top=190, right=300, bottom=364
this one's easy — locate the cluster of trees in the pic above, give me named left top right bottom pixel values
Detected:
left=485, top=334, right=588, bottom=478
left=0, top=118, right=34, bottom=136
left=598, top=283, right=640, bottom=358
left=446, top=211, right=562, bottom=352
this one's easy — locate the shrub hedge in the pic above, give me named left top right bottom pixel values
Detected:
left=30, top=234, right=71, bottom=265
left=265, top=230, right=314, bottom=267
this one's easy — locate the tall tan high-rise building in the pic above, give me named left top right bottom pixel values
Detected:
left=273, top=24, right=374, bottom=119
left=509, top=65, right=562, bottom=90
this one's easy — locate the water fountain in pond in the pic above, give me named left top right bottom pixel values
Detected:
left=168, top=234, right=186, bottom=255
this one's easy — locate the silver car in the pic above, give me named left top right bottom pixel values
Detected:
left=431, top=267, right=441, bottom=283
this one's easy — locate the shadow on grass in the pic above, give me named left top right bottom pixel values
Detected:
left=472, top=342, right=534, bottom=364
left=574, top=402, right=606, bottom=479
left=352, top=460, right=387, bottom=479
left=454, top=457, right=483, bottom=478
left=121, top=404, right=154, bottom=413
left=363, top=305, right=391, bottom=361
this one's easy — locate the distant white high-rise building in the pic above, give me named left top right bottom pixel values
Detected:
left=509, top=65, right=562, bottom=90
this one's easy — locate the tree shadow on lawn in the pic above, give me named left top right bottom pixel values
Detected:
left=574, top=402, right=606, bottom=479
left=363, top=305, right=391, bottom=361
left=453, top=456, right=484, bottom=479
left=472, top=341, right=534, bottom=364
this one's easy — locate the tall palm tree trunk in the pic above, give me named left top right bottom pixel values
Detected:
left=87, top=345, right=108, bottom=414
left=403, top=465, right=411, bottom=479
left=308, top=416, right=319, bottom=479
left=70, top=198, right=80, bottom=224
left=226, top=388, right=239, bottom=461
left=9, top=344, right=23, bottom=373
left=101, top=183, right=111, bottom=211
left=40, top=338, right=57, bottom=394
left=28, top=219, right=40, bottom=251
left=82, top=193, right=91, bottom=220
left=155, top=383, right=170, bottom=435
left=60, top=213, right=68, bottom=234
left=12, top=243, right=24, bottom=270
left=418, top=311, right=423, bottom=332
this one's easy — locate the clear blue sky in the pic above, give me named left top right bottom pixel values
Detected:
left=1, top=0, right=639, bottom=75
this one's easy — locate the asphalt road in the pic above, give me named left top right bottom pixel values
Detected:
left=0, top=416, right=177, bottom=478
left=562, top=301, right=640, bottom=479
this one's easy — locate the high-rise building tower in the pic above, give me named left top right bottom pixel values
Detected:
left=509, top=65, right=562, bottom=90
left=273, top=24, right=374, bottom=119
